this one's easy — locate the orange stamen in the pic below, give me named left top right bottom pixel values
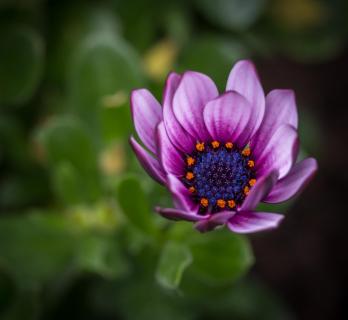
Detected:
left=247, top=160, right=255, bottom=168
left=189, top=186, right=196, bottom=193
left=244, top=186, right=250, bottom=195
left=249, top=179, right=256, bottom=186
left=228, top=200, right=236, bottom=209
left=211, top=141, right=220, bottom=149
left=186, top=172, right=194, bottom=180
left=217, top=199, right=226, bottom=208
left=187, top=157, right=195, bottom=166
left=242, top=147, right=251, bottom=156
left=196, top=142, right=205, bottom=152
left=225, top=142, right=234, bottom=149
left=200, top=198, right=209, bottom=207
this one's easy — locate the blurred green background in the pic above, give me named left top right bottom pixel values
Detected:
left=0, top=0, right=347, bottom=319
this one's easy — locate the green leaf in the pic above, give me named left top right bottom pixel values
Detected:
left=117, top=175, right=158, bottom=237
left=67, top=32, right=143, bottom=140
left=156, top=241, right=192, bottom=290
left=194, top=0, right=266, bottom=30
left=75, top=233, right=128, bottom=279
left=115, top=275, right=194, bottom=320
left=189, top=229, right=254, bottom=284
left=37, top=116, right=101, bottom=203
left=169, top=224, right=254, bottom=286
left=0, top=211, right=126, bottom=291
left=0, top=26, right=44, bottom=105
left=51, top=162, right=81, bottom=205
left=0, top=213, right=75, bottom=290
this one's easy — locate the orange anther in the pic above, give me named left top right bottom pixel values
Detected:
left=244, top=186, right=250, bottom=195
left=196, top=142, right=205, bottom=152
left=186, top=172, right=194, bottom=180
left=242, top=147, right=251, bottom=156
left=225, top=142, right=234, bottom=149
left=189, top=186, right=196, bottom=193
left=211, top=141, right=220, bottom=149
left=200, top=198, right=209, bottom=207
left=217, top=199, right=226, bottom=208
left=187, top=157, right=195, bottom=166
left=247, top=160, right=255, bottom=168
left=249, top=179, right=256, bottom=186
left=228, top=200, right=236, bottom=208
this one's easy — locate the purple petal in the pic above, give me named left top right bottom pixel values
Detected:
left=264, top=157, right=318, bottom=203
left=241, top=171, right=278, bottom=211
left=163, top=72, right=196, bottom=153
left=255, top=124, right=299, bottom=179
left=226, top=60, right=265, bottom=138
left=129, top=136, right=166, bottom=185
left=227, top=211, right=284, bottom=234
left=167, top=174, right=197, bottom=212
left=156, top=122, right=185, bottom=177
left=195, top=211, right=235, bottom=233
left=131, top=89, right=162, bottom=154
left=173, top=71, right=218, bottom=142
left=203, top=91, right=253, bottom=148
left=155, top=207, right=206, bottom=222
left=251, top=89, right=298, bottom=154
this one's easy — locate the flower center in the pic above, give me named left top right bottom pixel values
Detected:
left=183, top=141, right=256, bottom=213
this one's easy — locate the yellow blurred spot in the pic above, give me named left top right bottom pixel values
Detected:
left=100, top=143, right=126, bottom=176
left=102, top=90, right=128, bottom=108
left=143, top=39, right=178, bottom=81
left=189, top=186, right=196, bottom=193
left=272, top=0, right=326, bottom=30
left=69, top=203, right=120, bottom=232
left=249, top=178, right=257, bottom=186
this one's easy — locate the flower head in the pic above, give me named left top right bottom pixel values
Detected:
left=130, top=60, right=318, bottom=233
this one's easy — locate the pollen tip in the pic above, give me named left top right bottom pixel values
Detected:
left=244, top=186, right=250, bottom=195
left=200, top=197, right=209, bottom=207
left=196, top=142, right=205, bottom=152
left=211, top=140, right=220, bottom=149
left=187, top=156, right=195, bottom=166
left=186, top=172, right=194, bottom=180
left=217, top=199, right=226, bottom=208
left=225, top=142, right=233, bottom=149
left=249, top=178, right=256, bottom=186
left=242, top=147, right=251, bottom=156
left=247, top=160, right=255, bottom=168
left=228, top=200, right=236, bottom=208
left=189, top=186, right=196, bottom=193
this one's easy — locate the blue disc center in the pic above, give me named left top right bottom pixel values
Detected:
left=190, top=147, right=253, bottom=208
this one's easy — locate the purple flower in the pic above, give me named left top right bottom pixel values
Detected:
left=130, top=60, right=318, bottom=233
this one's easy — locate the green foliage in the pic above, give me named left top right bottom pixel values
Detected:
left=0, top=26, right=44, bottom=106
left=194, top=0, right=266, bottom=30
left=67, top=31, right=143, bottom=140
left=117, top=175, right=158, bottom=237
left=156, top=241, right=192, bottom=289
left=37, top=116, right=102, bottom=204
